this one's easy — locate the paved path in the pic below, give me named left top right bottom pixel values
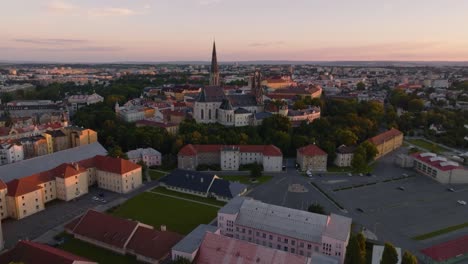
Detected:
left=147, top=191, right=223, bottom=208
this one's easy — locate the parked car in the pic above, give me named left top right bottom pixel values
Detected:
left=402, top=173, right=408, bottom=177
left=306, top=170, right=312, bottom=176
left=448, top=188, right=455, bottom=192
left=366, top=173, right=372, bottom=177
left=282, top=165, right=286, bottom=171
left=359, top=173, right=364, bottom=177
left=92, top=196, right=99, bottom=201
left=356, top=208, right=365, bottom=213
left=347, top=173, right=352, bottom=177
left=98, top=192, right=105, bottom=198
left=397, top=186, right=405, bottom=191
left=457, top=200, right=466, bottom=205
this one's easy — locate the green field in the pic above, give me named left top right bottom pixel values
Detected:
left=148, top=170, right=168, bottom=181
left=412, top=221, right=468, bottom=240
left=59, top=235, right=140, bottom=264
left=406, top=139, right=449, bottom=153
left=220, top=175, right=273, bottom=184
left=151, top=186, right=226, bottom=206
left=110, top=192, right=219, bottom=234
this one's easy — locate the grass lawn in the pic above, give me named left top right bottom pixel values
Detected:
left=151, top=186, right=226, bottom=207
left=59, top=235, right=140, bottom=264
left=148, top=170, right=168, bottom=181
left=110, top=192, right=219, bottom=234
left=407, top=139, right=449, bottom=153
left=221, top=175, right=273, bottom=184
left=412, top=221, right=468, bottom=240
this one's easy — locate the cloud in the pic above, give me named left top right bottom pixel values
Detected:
left=248, top=41, right=286, bottom=47
left=47, top=0, right=77, bottom=13
left=88, top=8, right=136, bottom=17
left=14, top=38, right=88, bottom=45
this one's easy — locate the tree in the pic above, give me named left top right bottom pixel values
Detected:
left=345, top=235, right=365, bottom=264
left=107, top=145, right=128, bottom=159
left=356, top=82, right=366, bottom=90
left=351, top=152, right=367, bottom=173
left=307, top=203, right=326, bottom=215
left=380, top=243, right=399, bottom=264
left=356, top=232, right=367, bottom=263
left=408, top=99, right=424, bottom=112
left=401, top=251, right=418, bottom=264
left=336, top=129, right=358, bottom=146
left=361, top=141, right=378, bottom=162
left=250, top=163, right=262, bottom=179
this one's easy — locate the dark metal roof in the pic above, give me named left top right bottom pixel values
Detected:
left=220, top=99, right=233, bottom=110
left=197, top=86, right=226, bottom=102
left=227, top=94, right=257, bottom=107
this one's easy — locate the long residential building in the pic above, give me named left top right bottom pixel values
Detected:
left=217, top=197, right=351, bottom=264
left=178, top=144, right=283, bottom=172
left=0, top=154, right=142, bottom=220
left=368, top=128, right=403, bottom=159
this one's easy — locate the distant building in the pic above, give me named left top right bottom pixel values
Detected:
left=0, top=240, right=96, bottom=264
left=67, top=93, right=104, bottom=115
left=296, top=144, right=328, bottom=172
left=0, top=152, right=141, bottom=220
left=65, top=210, right=182, bottom=263
left=334, top=145, right=355, bottom=167
left=127, top=147, right=162, bottom=167
left=411, top=152, right=468, bottom=184
left=0, top=142, right=24, bottom=165
left=217, top=197, right=351, bottom=264
left=368, top=128, right=403, bottom=159
left=262, top=76, right=296, bottom=90
left=160, top=169, right=247, bottom=202
left=171, top=224, right=220, bottom=262
left=135, top=120, right=179, bottom=135
left=64, top=126, right=98, bottom=148
left=44, top=130, right=69, bottom=152
left=178, top=144, right=283, bottom=172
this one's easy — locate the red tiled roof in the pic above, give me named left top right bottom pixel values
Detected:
left=297, top=144, right=327, bottom=156
left=127, top=226, right=183, bottom=261
left=368, top=128, right=403, bottom=145
left=93, top=155, right=141, bottom=174
left=196, top=232, right=309, bottom=264
left=0, top=240, right=95, bottom=264
left=421, top=235, right=468, bottom=262
left=7, top=177, right=44, bottom=197
left=69, top=210, right=139, bottom=249
left=51, top=163, right=86, bottom=179
left=178, top=144, right=283, bottom=157
left=0, top=179, right=6, bottom=190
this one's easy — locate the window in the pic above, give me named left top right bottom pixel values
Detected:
left=36, top=205, right=39, bottom=210
left=23, top=210, right=27, bottom=214
left=284, top=238, right=288, bottom=243
left=284, top=246, right=288, bottom=252
left=307, top=244, right=312, bottom=250
left=277, top=237, right=281, bottom=242
left=22, top=203, right=25, bottom=206
left=269, top=235, right=273, bottom=240
left=300, top=242, right=304, bottom=248
left=262, top=233, right=266, bottom=238
left=291, top=248, right=295, bottom=254
left=291, top=240, right=295, bottom=246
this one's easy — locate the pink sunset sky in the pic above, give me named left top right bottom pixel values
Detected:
left=1, top=0, right=468, bottom=62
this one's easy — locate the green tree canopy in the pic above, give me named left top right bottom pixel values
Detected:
left=380, top=243, right=399, bottom=264
left=307, top=203, right=326, bottom=215
left=401, top=251, right=418, bottom=264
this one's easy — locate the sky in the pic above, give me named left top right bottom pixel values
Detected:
left=1, top=0, right=468, bottom=62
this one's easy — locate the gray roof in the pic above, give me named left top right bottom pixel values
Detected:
left=323, top=214, right=352, bottom=242
left=227, top=94, right=257, bottom=107
left=197, top=86, right=226, bottom=102
left=235, top=199, right=329, bottom=243
left=218, top=196, right=247, bottom=214
left=219, top=99, right=233, bottom=110
left=254, top=112, right=272, bottom=120
left=0, top=142, right=107, bottom=183
left=234, top=108, right=250, bottom=114
left=172, top=224, right=218, bottom=254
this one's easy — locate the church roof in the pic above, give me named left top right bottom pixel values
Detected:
left=234, top=108, right=250, bottom=114
left=220, top=99, right=233, bottom=110
left=197, top=86, right=225, bottom=102
left=227, top=94, right=257, bottom=107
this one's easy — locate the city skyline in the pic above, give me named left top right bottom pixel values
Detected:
left=2, top=0, right=468, bottom=62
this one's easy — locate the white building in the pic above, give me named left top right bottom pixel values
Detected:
left=217, top=197, right=352, bottom=264
left=126, top=147, right=162, bottom=167
left=334, top=145, right=355, bottom=168
left=411, top=152, right=468, bottom=184
left=67, top=93, right=104, bottom=114
left=0, top=143, right=24, bottom=165
left=178, top=144, right=283, bottom=172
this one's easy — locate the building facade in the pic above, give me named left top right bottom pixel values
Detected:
left=368, top=128, right=403, bottom=159
left=178, top=144, right=283, bottom=172
left=296, top=145, right=328, bottom=172
left=0, top=155, right=142, bottom=220
left=217, top=197, right=351, bottom=264
left=411, top=152, right=468, bottom=184
left=334, top=145, right=355, bottom=168
left=0, top=143, right=24, bottom=165
left=126, top=147, right=162, bottom=167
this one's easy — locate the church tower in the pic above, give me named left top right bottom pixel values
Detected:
left=210, top=41, right=220, bottom=86
left=251, top=70, right=263, bottom=105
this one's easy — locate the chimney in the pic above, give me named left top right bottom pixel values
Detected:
left=160, top=225, right=166, bottom=231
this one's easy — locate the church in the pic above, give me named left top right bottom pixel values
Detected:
left=193, top=42, right=264, bottom=127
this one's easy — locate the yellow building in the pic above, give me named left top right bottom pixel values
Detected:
left=2, top=155, right=141, bottom=220
left=65, top=127, right=98, bottom=148
left=369, top=128, right=403, bottom=159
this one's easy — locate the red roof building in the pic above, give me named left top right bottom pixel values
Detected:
left=66, top=210, right=182, bottom=263
left=411, top=152, right=467, bottom=184
left=296, top=145, right=328, bottom=172
left=0, top=240, right=96, bottom=264
left=178, top=144, right=283, bottom=172
left=368, top=128, right=403, bottom=159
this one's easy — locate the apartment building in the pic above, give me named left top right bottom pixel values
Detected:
left=65, top=126, right=98, bottom=148
left=368, top=128, right=403, bottom=159
left=0, top=142, right=24, bottom=165
left=127, top=147, right=162, bottom=167
left=217, top=197, right=351, bottom=264
left=296, top=144, right=328, bottom=172
left=178, top=144, right=283, bottom=172
left=0, top=155, right=141, bottom=220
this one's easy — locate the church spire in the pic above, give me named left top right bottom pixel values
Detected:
left=210, top=41, right=220, bottom=86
